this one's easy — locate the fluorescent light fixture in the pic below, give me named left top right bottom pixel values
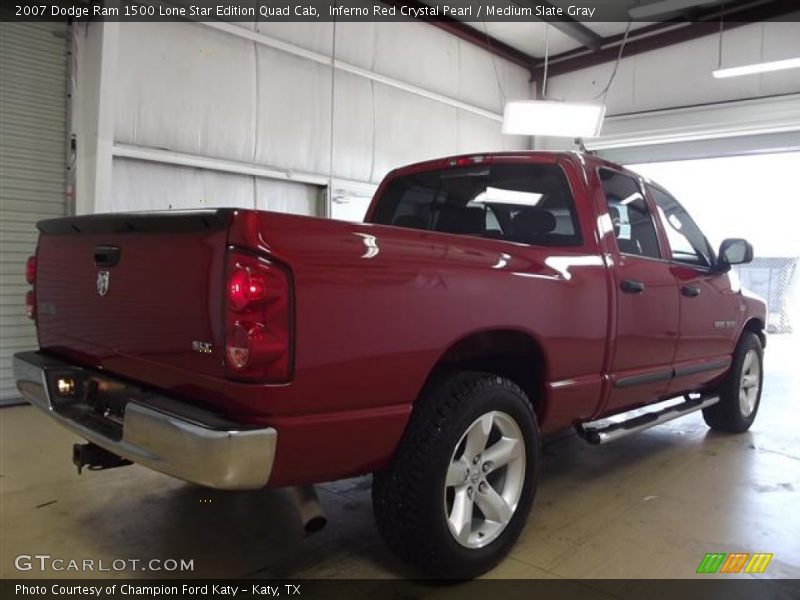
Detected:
left=629, top=0, right=719, bottom=19
left=502, top=101, right=606, bottom=138
left=713, top=57, right=800, bottom=79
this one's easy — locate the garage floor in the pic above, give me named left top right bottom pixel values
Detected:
left=2, top=336, right=798, bottom=580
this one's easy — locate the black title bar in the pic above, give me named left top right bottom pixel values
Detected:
left=4, top=579, right=800, bottom=600
left=3, top=0, right=800, bottom=22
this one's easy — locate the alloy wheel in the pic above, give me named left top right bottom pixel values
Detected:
left=739, top=348, right=761, bottom=417
left=443, top=411, right=526, bottom=548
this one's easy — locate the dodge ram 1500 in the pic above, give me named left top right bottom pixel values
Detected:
left=14, top=151, right=765, bottom=577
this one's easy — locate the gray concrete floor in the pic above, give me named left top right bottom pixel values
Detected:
left=2, top=335, right=799, bottom=580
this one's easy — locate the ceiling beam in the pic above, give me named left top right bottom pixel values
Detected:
left=520, top=1, right=605, bottom=50
left=532, top=0, right=798, bottom=78
left=384, top=1, right=536, bottom=72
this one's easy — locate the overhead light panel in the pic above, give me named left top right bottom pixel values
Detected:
left=502, top=101, right=606, bottom=138
left=629, top=0, right=720, bottom=19
left=713, top=57, right=800, bottom=79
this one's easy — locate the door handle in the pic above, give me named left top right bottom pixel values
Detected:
left=93, top=245, right=121, bottom=267
left=681, top=285, right=701, bottom=298
left=620, top=279, right=645, bottom=294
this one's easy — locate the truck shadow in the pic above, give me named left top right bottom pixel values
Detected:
left=75, top=473, right=412, bottom=579
left=70, top=418, right=735, bottom=579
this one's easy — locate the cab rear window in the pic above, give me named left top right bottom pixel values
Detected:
left=372, top=163, right=582, bottom=247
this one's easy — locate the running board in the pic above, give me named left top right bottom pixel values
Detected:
left=577, top=396, right=720, bottom=445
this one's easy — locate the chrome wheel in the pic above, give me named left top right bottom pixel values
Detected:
left=739, top=349, right=761, bottom=417
left=444, top=411, right=526, bottom=549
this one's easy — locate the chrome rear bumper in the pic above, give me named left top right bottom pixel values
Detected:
left=13, top=351, right=276, bottom=490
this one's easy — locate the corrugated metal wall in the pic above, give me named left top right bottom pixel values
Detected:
left=0, top=22, right=67, bottom=404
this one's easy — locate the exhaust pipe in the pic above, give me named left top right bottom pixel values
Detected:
left=288, top=485, right=327, bottom=534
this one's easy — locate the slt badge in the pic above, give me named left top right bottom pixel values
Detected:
left=96, top=270, right=110, bottom=296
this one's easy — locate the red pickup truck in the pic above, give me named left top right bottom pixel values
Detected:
left=15, top=151, right=765, bottom=578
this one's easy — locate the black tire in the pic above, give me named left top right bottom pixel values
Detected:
left=702, top=332, right=763, bottom=433
left=372, top=371, right=540, bottom=579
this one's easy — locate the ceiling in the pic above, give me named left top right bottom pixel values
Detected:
left=456, top=0, right=662, bottom=58
left=463, top=20, right=656, bottom=59
left=410, top=0, right=798, bottom=76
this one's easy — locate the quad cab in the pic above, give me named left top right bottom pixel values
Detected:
left=15, top=152, right=765, bottom=577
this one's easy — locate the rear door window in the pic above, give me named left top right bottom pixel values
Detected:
left=372, top=163, right=582, bottom=247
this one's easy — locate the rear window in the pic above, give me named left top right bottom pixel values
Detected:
left=372, top=163, right=581, bottom=247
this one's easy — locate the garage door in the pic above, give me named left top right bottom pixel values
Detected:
left=0, top=22, right=68, bottom=404
left=588, top=94, right=800, bottom=164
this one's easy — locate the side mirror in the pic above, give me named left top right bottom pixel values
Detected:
left=716, top=238, right=753, bottom=271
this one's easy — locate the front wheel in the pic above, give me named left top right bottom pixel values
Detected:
left=703, top=331, right=764, bottom=433
left=372, top=372, right=540, bottom=578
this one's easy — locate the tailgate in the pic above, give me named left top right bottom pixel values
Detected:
left=34, top=210, right=233, bottom=380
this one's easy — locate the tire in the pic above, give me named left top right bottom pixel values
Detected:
left=702, top=331, right=764, bottom=433
left=372, top=371, right=540, bottom=579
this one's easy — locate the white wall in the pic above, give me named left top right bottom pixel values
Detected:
left=537, top=20, right=800, bottom=154
left=75, top=20, right=532, bottom=218
left=110, top=160, right=321, bottom=215
left=546, top=21, right=800, bottom=116
left=72, top=21, right=117, bottom=215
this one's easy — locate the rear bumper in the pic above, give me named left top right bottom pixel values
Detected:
left=12, top=351, right=276, bottom=490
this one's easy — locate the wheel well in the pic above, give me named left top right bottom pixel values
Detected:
left=743, top=318, right=766, bottom=348
left=426, top=330, right=547, bottom=417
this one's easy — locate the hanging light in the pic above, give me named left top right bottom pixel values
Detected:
left=502, top=101, right=607, bottom=138
left=504, top=21, right=629, bottom=139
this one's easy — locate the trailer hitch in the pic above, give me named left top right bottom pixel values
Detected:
left=72, top=442, right=132, bottom=474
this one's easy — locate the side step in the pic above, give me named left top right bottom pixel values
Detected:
left=577, top=395, right=720, bottom=445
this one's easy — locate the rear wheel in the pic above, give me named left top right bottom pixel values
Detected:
left=372, top=372, right=540, bottom=578
left=703, top=331, right=763, bottom=433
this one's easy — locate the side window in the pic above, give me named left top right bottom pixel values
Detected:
left=599, top=169, right=661, bottom=259
left=648, top=185, right=714, bottom=268
left=483, top=205, right=503, bottom=238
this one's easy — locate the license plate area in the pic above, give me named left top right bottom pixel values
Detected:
left=45, top=370, right=141, bottom=441
left=33, top=351, right=260, bottom=435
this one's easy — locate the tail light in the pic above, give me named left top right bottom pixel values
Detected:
left=228, top=265, right=268, bottom=311
left=25, top=255, right=36, bottom=319
left=224, top=249, right=292, bottom=382
left=25, top=255, right=37, bottom=284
